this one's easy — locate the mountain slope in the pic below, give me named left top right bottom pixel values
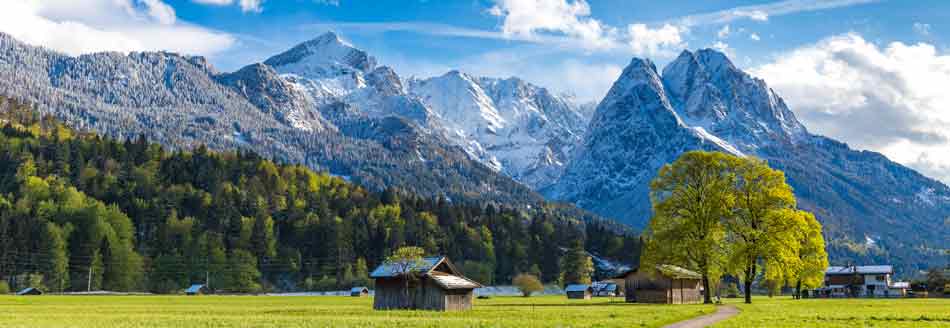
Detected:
left=0, top=32, right=546, bottom=207
left=549, top=50, right=950, bottom=273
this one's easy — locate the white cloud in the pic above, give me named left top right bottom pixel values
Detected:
left=190, top=0, right=263, bottom=12
left=752, top=33, right=950, bottom=184
left=627, top=24, right=686, bottom=57
left=488, top=0, right=686, bottom=56
left=717, top=25, right=731, bottom=39
left=711, top=41, right=734, bottom=58
left=0, top=0, right=235, bottom=57
left=749, top=33, right=761, bottom=41
left=913, top=22, right=931, bottom=36
left=488, top=0, right=618, bottom=50
left=676, top=0, right=878, bottom=26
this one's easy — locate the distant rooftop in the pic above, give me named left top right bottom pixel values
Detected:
left=826, top=265, right=893, bottom=275
left=565, top=284, right=591, bottom=292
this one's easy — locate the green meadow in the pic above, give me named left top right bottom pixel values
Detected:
left=1, top=295, right=948, bottom=327
left=715, top=296, right=950, bottom=327
left=0, top=295, right=710, bottom=328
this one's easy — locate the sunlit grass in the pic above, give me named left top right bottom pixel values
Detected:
left=714, top=296, right=950, bottom=327
left=0, top=295, right=713, bottom=328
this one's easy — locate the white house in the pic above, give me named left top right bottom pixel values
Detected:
left=820, top=265, right=908, bottom=297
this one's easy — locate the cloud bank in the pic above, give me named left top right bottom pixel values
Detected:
left=0, top=0, right=235, bottom=57
left=753, top=33, right=950, bottom=184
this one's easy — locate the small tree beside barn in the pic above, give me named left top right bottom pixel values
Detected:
left=370, top=250, right=482, bottom=311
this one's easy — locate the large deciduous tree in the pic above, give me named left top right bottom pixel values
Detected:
left=726, top=158, right=797, bottom=304
left=643, top=151, right=738, bottom=304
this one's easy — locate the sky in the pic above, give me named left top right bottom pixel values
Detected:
left=1, top=0, right=950, bottom=184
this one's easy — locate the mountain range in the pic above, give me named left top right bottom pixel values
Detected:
left=0, top=31, right=946, bottom=273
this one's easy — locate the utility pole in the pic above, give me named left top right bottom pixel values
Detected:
left=87, top=266, right=92, bottom=292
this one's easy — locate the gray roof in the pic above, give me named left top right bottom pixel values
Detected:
left=185, top=284, right=206, bottom=293
left=350, top=287, right=368, bottom=293
left=613, top=264, right=701, bottom=280
left=370, top=256, right=444, bottom=278
left=16, top=287, right=41, bottom=295
left=429, top=272, right=481, bottom=290
left=826, top=265, right=893, bottom=275
left=565, top=284, right=591, bottom=292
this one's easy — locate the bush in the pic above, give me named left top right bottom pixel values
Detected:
left=0, top=281, right=9, bottom=294
left=513, top=273, right=543, bottom=297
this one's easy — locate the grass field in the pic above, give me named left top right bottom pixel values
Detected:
left=1, top=295, right=947, bottom=327
left=714, top=297, right=950, bottom=327
left=0, top=295, right=712, bottom=328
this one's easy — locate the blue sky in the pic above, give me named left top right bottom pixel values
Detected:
left=1, top=0, right=950, bottom=183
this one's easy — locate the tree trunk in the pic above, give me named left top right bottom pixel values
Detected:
left=702, top=275, right=712, bottom=304
left=744, top=262, right=755, bottom=304
left=795, top=280, right=802, bottom=300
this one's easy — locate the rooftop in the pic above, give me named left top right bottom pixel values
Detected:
left=565, top=284, right=591, bottom=292
left=370, top=256, right=444, bottom=278
left=826, top=265, right=893, bottom=275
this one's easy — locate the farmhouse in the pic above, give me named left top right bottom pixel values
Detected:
left=615, top=265, right=703, bottom=304
left=565, top=284, right=592, bottom=299
left=818, top=265, right=909, bottom=297
left=370, top=256, right=482, bottom=311
left=350, top=286, right=370, bottom=297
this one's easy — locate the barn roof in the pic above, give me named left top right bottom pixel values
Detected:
left=825, top=265, right=893, bottom=275
left=612, top=264, right=701, bottom=280
left=429, top=272, right=482, bottom=289
left=350, top=287, right=369, bottom=293
left=564, top=284, right=591, bottom=292
left=370, top=256, right=446, bottom=278
left=185, top=284, right=206, bottom=293
left=16, top=287, right=41, bottom=295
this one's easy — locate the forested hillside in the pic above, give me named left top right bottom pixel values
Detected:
left=0, top=97, right=639, bottom=293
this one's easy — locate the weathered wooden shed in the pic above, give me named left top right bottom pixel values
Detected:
left=350, top=286, right=370, bottom=297
left=615, top=265, right=703, bottom=304
left=565, top=284, right=592, bottom=299
left=370, top=256, right=482, bottom=311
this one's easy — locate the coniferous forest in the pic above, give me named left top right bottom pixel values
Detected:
left=0, top=97, right=640, bottom=293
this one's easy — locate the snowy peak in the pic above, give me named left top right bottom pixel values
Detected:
left=661, top=48, right=807, bottom=150
left=593, top=57, right=680, bottom=129
left=264, top=32, right=377, bottom=78
left=410, top=70, right=506, bottom=132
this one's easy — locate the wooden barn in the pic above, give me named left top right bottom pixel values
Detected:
left=350, top=286, right=370, bottom=297
left=370, top=256, right=482, bottom=311
left=565, top=284, right=592, bottom=299
left=615, top=265, right=703, bottom=304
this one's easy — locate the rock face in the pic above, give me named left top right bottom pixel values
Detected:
left=548, top=50, right=950, bottom=273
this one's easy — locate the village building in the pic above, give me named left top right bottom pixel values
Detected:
left=614, top=265, right=703, bottom=304
left=370, top=256, right=482, bottom=311
left=565, top=284, right=592, bottom=299
left=350, top=286, right=370, bottom=297
left=817, top=265, right=908, bottom=297
left=185, top=284, right=209, bottom=295
left=591, top=281, right=620, bottom=297
left=16, top=287, right=42, bottom=296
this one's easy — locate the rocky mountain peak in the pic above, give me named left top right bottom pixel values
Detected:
left=264, top=31, right=377, bottom=78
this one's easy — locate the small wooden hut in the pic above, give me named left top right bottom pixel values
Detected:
left=185, top=284, right=209, bottom=295
left=350, top=286, right=370, bottom=297
left=16, top=287, right=42, bottom=296
left=565, top=284, right=592, bottom=299
left=370, top=256, right=482, bottom=311
left=615, top=265, right=703, bottom=304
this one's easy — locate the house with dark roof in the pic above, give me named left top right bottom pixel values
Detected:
left=565, top=284, right=593, bottom=299
left=370, top=256, right=482, bottom=311
left=350, top=286, right=370, bottom=297
left=817, top=265, right=907, bottom=297
left=614, top=265, right=703, bottom=304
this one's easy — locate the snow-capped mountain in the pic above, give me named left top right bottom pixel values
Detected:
left=548, top=49, right=950, bottom=273
left=408, top=72, right=588, bottom=188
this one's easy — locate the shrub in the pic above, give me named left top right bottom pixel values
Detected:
left=0, top=281, right=9, bottom=294
left=513, top=273, right=543, bottom=297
